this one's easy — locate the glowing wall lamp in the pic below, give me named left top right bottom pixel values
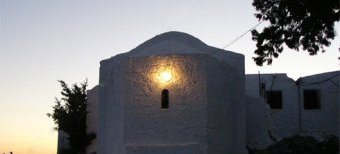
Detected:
left=159, top=70, right=173, bottom=82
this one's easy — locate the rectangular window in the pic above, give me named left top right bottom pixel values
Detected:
left=303, top=89, right=320, bottom=109
left=266, top=90, right=282, bottom=109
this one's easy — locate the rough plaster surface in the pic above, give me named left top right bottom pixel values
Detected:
left=57, top=130, right=69, bottom=153
left=246, top=74, right=299, bottom=139
left=86, top=86, right=99, bottom=154
left=245, top=71, right=339, bottom=143
left=95, top=31, right=246, bottom=154
left=338, top=73, right=340, bottom=138
left=298, top=71, right=339, bottom=139
left=126, top=55, right=208, bottom=154
left=206, top=55, right=246, bottom=154
left=81, top=32, right=339, bottom=154
left=246, top=96, right=276, bottom=149
left=97, top=54, right=128, bottom=154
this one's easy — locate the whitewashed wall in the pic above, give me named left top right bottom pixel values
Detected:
left=95, top=31, right=247, bottom=154
left=298, top=71, right=339, bottom=139
left=57, top=130, right=69, bottom=153
left=64, top=31, right=339, bottom=154
left=125, top=55, right=208, bottom=154
left=245, top=71, right=339, bottom=144
left=97, top=54, right=129, bottom=154
left=246, top=74, right=299, bottom=139
left=206, top=52, right=246, bottom=154
left=84, top=31, right=339, bottom=154
left=86, top=85, right=99, bottom=154
left=246, top=96, right=276, bottom=149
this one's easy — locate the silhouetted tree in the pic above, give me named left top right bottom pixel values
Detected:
left=47, top=80, right=95, bottom=154
left=251, top=0, right=339, bottom=65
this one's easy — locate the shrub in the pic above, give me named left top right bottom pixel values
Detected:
left=251, top=135, right=339, bottom=154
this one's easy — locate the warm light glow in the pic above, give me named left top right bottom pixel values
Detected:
left=152, top=60, right=181, bottom=86
left=159, top=70, right=173, bottom=82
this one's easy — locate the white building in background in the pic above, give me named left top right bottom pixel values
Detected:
left=86, top=86, right=99, bottom=154
left=57, top=130, right=69, bottom=153
left=246, top=71, right=339, bottom=141
left=57, top=32, right=339, bottom=154
left=297, top=71, right=339, bottom=138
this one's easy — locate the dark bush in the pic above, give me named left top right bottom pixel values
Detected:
left=251, top=135, right=339, bottom=154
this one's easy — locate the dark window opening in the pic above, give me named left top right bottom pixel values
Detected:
left=161, top=89, right=169, bottom=109
left=304, top=89, right=320, bottom=109
left=266, top=90, right=282, bottom=109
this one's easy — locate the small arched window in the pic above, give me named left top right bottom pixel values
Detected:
left=161, top=89, right=169, bottom=109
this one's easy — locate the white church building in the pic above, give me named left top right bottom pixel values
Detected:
left=58, top=32, right=339, bottom=154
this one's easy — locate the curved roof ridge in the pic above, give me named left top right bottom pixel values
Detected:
left=128, top=31, right=210, bottom=55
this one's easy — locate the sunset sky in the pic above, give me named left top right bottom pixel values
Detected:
left=0, top=0, right=339, bottom=153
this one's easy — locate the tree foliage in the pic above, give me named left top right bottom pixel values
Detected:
left=251, top=0, right=340, bottom=65
left=47, top=80, right=95, bottom=154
